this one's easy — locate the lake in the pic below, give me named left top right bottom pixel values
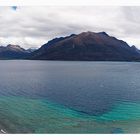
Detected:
left=0, top=60, right=140, bottom=133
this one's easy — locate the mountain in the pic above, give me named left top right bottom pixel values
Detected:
left=0, top=44, right=30, bottom=59
left=30, top=31, right=140, bottom=61
left=26, top=47, right=37, bottom=53
left=130, top=45, right=140, bottom=54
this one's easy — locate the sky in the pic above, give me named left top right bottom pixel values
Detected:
left=0, top=6, right=140, bottom=49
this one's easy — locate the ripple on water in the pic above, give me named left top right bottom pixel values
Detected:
left=99, top=101, right=140, bottom=121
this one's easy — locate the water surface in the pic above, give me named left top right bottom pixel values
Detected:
left=0, top=60, right=140, bottom=133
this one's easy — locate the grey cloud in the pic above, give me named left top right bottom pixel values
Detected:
left=0, top=6, right=140, bottom=49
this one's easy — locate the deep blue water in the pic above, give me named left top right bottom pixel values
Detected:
left=1, top=60, right=140, bottom=115
left=0, top=60, right=140, bottom=133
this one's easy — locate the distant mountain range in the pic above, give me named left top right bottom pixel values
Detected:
left=1, top=31, right=140, bottom=61
left=0, top=44, right=29, bottom=59
left=0, top=44, right=38, bottom=59
left=29, top=31, right=140, bottom=61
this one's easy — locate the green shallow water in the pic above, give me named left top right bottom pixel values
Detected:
left=0, top=96, right=140, bottom=133
left=100, top=101, right=140, bottom=121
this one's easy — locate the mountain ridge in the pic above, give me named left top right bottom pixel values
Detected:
left=30, top=31, right=140, bottom=61
left=0, top=44, right=30, bottom=59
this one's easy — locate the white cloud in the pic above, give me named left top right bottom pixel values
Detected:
left=0, top=6, right=140, bottom=49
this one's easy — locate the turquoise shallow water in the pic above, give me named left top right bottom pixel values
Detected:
left=100, top=101, right=140, bottom=121
left=1, top=95, right=140, bottom=133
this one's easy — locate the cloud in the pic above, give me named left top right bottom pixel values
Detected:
left=0, top=6, right=140, bottom=49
